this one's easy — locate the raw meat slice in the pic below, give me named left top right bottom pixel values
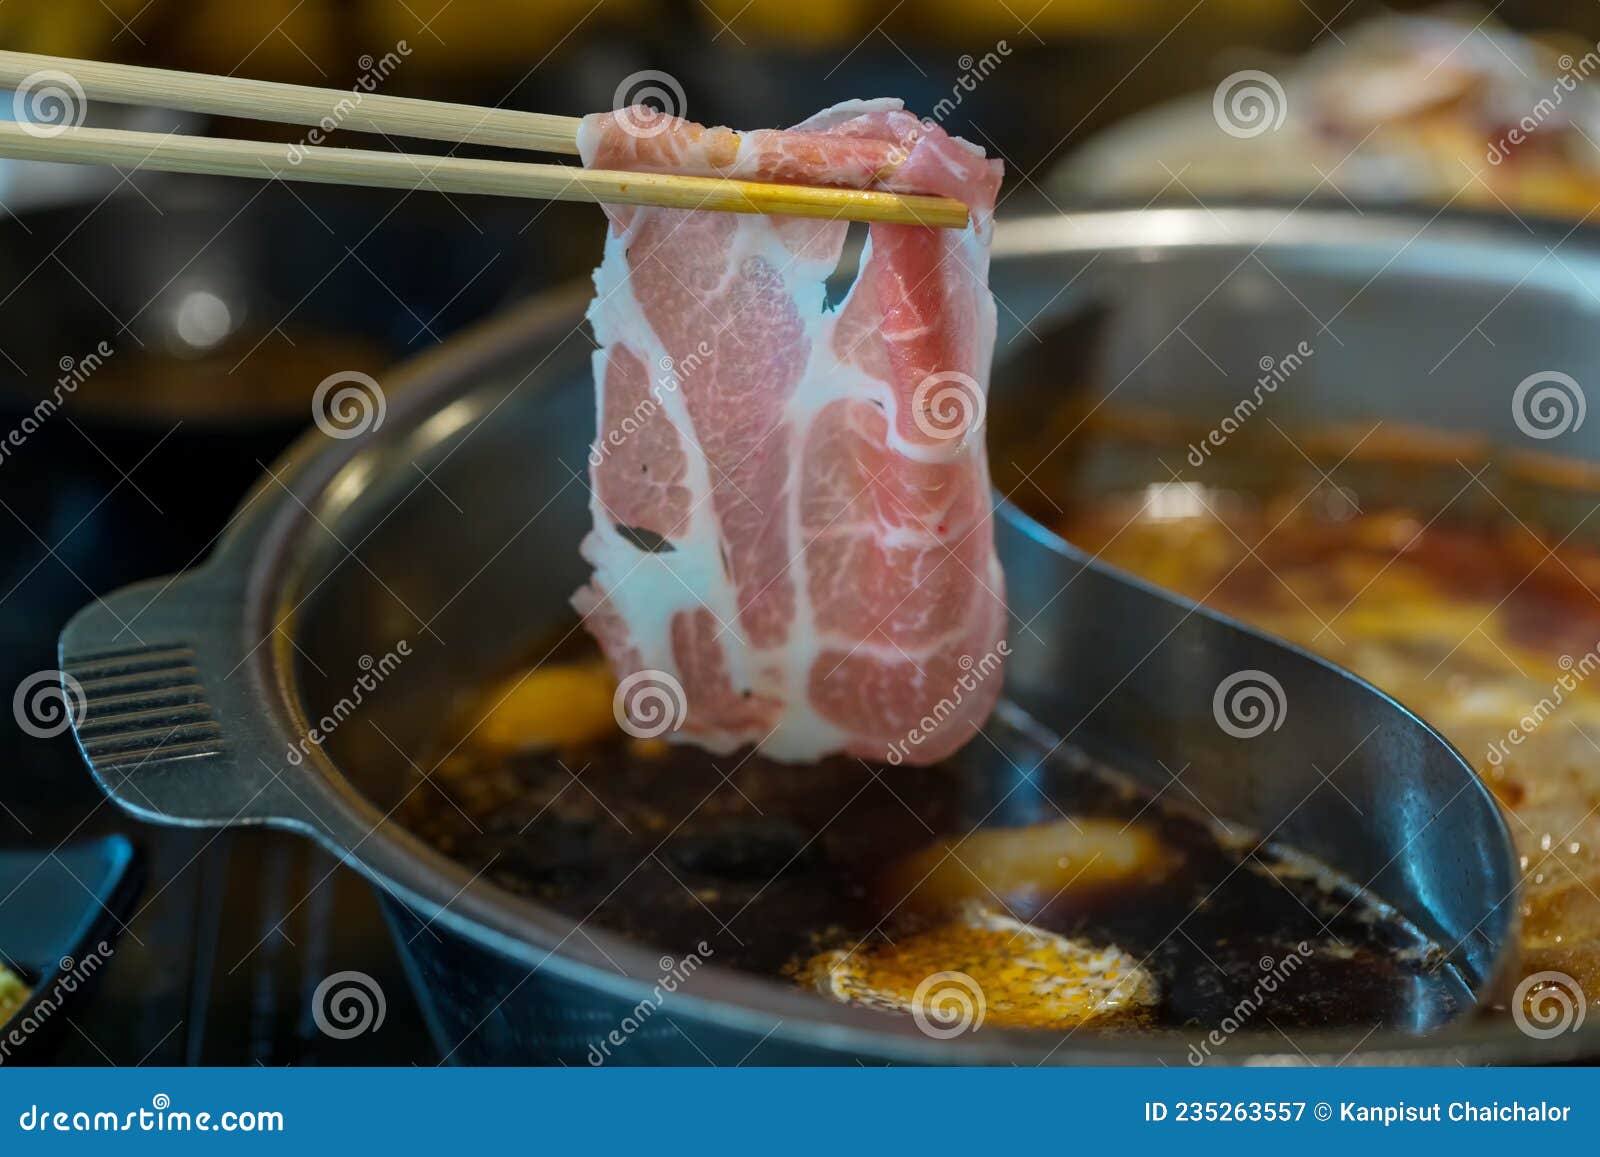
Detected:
left=574, top=99, right=1007, bottom=765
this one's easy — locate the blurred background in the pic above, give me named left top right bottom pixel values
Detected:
left=2, top=0, right=1600, bottom=1064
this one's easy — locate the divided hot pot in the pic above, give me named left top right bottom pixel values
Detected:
left=65, top=206, right=1596, bottom=1064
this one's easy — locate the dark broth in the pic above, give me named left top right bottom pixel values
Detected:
left=402, top=662, right=1465, bottom=1036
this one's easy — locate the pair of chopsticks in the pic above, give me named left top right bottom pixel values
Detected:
left=0, top=51, right=969, bottom=228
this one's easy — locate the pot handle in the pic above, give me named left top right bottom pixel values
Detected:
left=58, top=567, right=316, bottom=831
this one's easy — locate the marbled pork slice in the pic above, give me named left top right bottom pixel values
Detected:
left=573, top=100, right=1007, bottom=764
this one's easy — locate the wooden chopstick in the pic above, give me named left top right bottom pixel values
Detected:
left=0, top=50, right=582, bottom=154
left=0, top=121, right=971, bottom=228
left=0, top=50, right=972, bottom=227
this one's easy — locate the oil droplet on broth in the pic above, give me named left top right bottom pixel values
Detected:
left=801, top=819, right=1172, bottom=1030
left=800, top=904, right=1159, bottom=1031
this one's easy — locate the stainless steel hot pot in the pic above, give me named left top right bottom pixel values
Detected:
left=61, top=207, right=1593, bottom=1064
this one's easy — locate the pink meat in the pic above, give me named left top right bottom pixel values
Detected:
left=574, top=99, right=1007, bottom=765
